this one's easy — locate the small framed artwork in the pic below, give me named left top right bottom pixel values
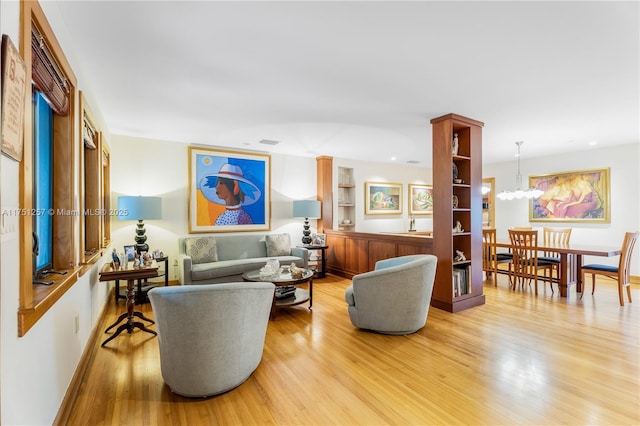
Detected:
left=124, top=245, right=136, bottom=261
left=365, top=181, right=402, bottom=215
left=529, top=168, right=610, bottom=223
left=408, top=184, right=433, bottom=215
left=312, top=233, right=326, bottom=246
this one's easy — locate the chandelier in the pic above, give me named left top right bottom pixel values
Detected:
left=497, top=141, right=544, bottom=200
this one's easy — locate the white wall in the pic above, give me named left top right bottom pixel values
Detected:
left=484, top=142, right=640, bottom=274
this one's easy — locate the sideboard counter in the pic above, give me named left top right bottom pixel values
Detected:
left=324, top=230, right=433, bottom=278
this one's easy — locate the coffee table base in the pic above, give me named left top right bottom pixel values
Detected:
left=242, top=268, right=314, bottom=320
left=271, top=286, right=312, bottom=320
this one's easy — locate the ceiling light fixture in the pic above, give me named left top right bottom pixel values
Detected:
left=496, top=141, right=544, bottom=201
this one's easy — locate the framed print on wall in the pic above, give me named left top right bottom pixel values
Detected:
left=365, top=182, right=402, bottom=215
left=408, top=184, right=433, bottom=215
left=1, top=35, right=27, bottom=162
left=529, top=168, right=610, bottom=223
left=188, top=147, right=271, bottom=233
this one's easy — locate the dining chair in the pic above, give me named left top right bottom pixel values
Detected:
left=581, top=231, right=639, bottom=306
left=508, top=229, right=555, bottom=295
left=482, top=228, right=512, bottom=285
left=540, top=227, right=572, bottom=292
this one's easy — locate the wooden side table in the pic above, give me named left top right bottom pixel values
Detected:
left=305, top=245, right=329, bottom=278
left=99, top=262, right=159, bottom=346
left=114, top=256, right=169, bottom=304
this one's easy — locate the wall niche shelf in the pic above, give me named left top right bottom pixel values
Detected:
left=337, top=167, right=356, bottom=230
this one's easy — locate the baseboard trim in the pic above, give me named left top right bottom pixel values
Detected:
left=53, top=294, right=110, bottom=426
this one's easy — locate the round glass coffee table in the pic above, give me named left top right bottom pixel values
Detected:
left=242, top=267, right=314, bottom=320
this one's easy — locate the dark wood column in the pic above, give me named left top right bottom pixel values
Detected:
left=316, top=156, right=333, bottom=233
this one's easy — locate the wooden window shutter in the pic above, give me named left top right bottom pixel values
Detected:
left=31, top=23, right=70, bottom=116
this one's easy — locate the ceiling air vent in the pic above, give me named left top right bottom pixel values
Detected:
left=406, top=160, right=420, bottom=164
left=259, top=139, right=279, bottom=146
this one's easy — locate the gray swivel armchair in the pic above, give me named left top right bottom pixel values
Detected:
left=147, top=282, right=275, bottom=397
left=344, top=254, right=437, bottom=335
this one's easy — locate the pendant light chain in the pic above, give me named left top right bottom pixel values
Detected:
left=497, top=141, right=544, bottom=200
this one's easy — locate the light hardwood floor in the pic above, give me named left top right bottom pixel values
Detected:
left=66, top=274, right=639, bottom=425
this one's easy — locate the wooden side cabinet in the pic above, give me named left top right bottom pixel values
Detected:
left=431, top=113, right=485, bottom=313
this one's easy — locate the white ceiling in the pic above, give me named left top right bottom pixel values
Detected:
left=44, top=1, right=639, bottom=167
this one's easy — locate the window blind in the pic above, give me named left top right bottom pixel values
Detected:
left=83, top=114, right=97, bottom=149
left=31, top=24, right=69, bottom=116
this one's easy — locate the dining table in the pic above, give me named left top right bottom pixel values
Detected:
left=493, top=239, right=621, bottom=297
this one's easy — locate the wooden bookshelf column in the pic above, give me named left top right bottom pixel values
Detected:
left=431, top=113, right=485, bottom=312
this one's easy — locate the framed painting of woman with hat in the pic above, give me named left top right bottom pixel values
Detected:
left=189, top=147, right=271, bottom=232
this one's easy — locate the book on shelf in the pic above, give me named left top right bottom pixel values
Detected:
left=453, top=265, right=471, bottom=296
left=453, top=269, right=462, bottom=297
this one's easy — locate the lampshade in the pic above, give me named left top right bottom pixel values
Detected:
left=292, top=200, right=321, bottom=219
left=118, top=196, right=162, bottom=220
left=292, top=199, right=321, bottom=246
left=117, top=196, right=162, bottom=254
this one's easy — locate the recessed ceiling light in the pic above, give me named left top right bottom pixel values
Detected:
left=390, top=156, right=397, bottom=161
left=588, top=140, right=598, bottom=146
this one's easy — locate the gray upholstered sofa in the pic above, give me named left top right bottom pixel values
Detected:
left=178, top=233, right=308, bottom=284
left=148, top=282, right=275, bottom=397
